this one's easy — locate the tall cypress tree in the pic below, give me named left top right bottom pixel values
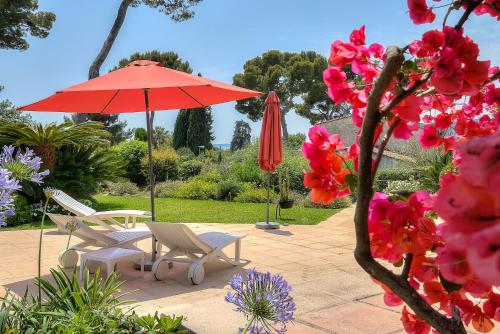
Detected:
left=172, top=109, right=191, bottom=149
left=230, top=120, right=251, bottom=151
left=186, top=107, right=214, bottom=154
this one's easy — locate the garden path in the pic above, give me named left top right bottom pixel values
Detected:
left=0, top=207, right=487, bottom=334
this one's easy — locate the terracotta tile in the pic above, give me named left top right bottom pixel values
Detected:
left=298, top=301, right=403, bottom=334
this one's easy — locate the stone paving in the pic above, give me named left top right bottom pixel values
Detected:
left=0, top=207, right=491, bottom=334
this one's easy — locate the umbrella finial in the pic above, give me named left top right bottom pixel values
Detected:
left=265, top=91, right=280, bottom=104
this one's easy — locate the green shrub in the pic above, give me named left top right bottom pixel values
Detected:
left=140, top=149, right=179, bottom=182
left=195, top=166, right=223, bottom=183
left=298, top=193, right=352, bottom=209
left=103, top=180, right=140, bottom=196
left=217, top=179, right=243, bottom=200
left=176, top=146, right=196, bottom=161
left=6, top=195, right=33, bottom=226
left=374, top=168, right=420, bottom=192
left=384, top=180, right=423, bottom=194
left=174, top=179, right=217, bottom=200
left=178, top=160, right=203, bottom=180
left=155, top=180, right=184, bottom=198
left=113, top=140, right=148, bottom=185
left=276, top=153, right=308, bottom=193
left=230, top=159, right=264, bottom=185
left=285, top=133, right=306, bottom=150
left=134, top=127, right=148, bottom=141
left=234, top=183, right=274, bottom=203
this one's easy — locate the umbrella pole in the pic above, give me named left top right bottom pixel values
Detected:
left=266, top=172, right=270, bottom=224
left=142, top=89, right=157, bottom=270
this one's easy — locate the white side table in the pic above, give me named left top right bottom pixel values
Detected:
left=79, top=247, right=144, bottom=279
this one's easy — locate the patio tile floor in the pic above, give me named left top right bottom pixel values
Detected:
left=0, top=207, right=493, bottom=334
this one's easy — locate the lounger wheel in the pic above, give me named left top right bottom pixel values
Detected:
left=58, top=249, right=78, bottom=269
left=152, top=259, right=171, bottom=281
left=188, top=263, right=205, bottom=285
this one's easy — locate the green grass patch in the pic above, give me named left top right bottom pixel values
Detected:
left=0, top=220, right=55, bottom=231
left=94, top=194, right=338, bottom=225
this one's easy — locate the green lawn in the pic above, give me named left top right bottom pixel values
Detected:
left=94, top=195, right=338, bottom=225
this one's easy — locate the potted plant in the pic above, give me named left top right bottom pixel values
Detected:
left=278, top=169, right=294, bottom=209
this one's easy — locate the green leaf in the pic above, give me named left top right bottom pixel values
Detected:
left=439, top=272, right=462, bottom=293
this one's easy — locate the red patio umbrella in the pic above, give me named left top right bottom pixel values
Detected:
left=256, top=91, right=283, bottom=229
left=19, top=60, right=261, bottom=267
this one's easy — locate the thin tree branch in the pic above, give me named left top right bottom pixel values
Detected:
left=454, top=0, right=483, bottom=31
left=401, top=253, right=414, bottom=281
left=372, top=118, right=400, bottom=176
left=381, top=72, right=433, bottom=116
left=88, top=0, right=133, bottom=79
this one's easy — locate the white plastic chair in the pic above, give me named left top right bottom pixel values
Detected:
left=146, top=222, right=244, bottom=285
left=49, top=189, right=151, bottom=230
left=48, top=214, right=152, bottom=268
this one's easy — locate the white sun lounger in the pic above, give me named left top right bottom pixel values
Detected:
left=48, top=214, right=152, bottom=268
left=146, top=222, right=245, bottom=285
left=49, top=189, right=151, bottom=230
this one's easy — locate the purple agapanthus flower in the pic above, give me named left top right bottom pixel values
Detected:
left=0, top=145, right=49, bottom=227
left=0, top=167, right=20, bottom=226
left=226, top=268, right=295, bottom=334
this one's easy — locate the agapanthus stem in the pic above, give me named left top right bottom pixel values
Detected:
left=37, top=196, right=50, bottom=304
left=242, top=315, right=256, bottom=334
left=66, top=232, right=72, bottom=251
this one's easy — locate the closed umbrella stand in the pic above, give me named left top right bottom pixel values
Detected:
left=19, top=60, right=261, bottom=270
left=256, top=91, right=283, bottom=230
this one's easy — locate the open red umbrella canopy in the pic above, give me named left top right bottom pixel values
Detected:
left=258, top=91, right=283, bottom=172
left=18, top=60, right=261, bottom=113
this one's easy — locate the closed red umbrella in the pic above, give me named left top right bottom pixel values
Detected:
left=256, top=91, right=283, bottom=229
left=19, top=60, right=261, bottom=267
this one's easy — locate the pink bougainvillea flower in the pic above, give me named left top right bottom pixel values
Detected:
left=434, top=113, right=452, bottom=130
left=474, top=0, right=500, bottom=20
left=483, top=292, right=500, bottom=322
left=302, top=126, right=351, bottom=205
left=401, top=306, right=431, bottom=334
left=349, top=25, right=366, bottom=46
left=422, top=29, right=443, bottom=53
left=407, top=0, right=436, bottom=24
left=368, top=43, right=384, bottom=58
left=329, top=40, right=358, bottom=67
left=434, top=175, right=499, bottom=234
left=349, top=89, right=368, bottom=108
left=456, top=129, right=500, bottom=192
left=431, top=47, right=464, bottom=95
left=467, top=224, right=500, bottom=286
left=323, top=67, right=352, bottom=103
left=461, top=60, right=491, bottom=96
left=472, top=309, right=495, bottom=333
left=393, top=95, right=424, bottom=122
left=393, top=120, right=419, bottom=140
left=418, top=125, right=441, bottom=148
left=423, top=281, right=448, bottom=305
left=436, top=236, right=473, bottom=284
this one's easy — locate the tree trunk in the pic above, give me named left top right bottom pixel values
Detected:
left=280, top=109, right=289, bottom=141
left=88, top=0, right=133, bottom=79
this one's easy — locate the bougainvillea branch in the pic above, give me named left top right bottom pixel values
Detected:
left=303, top=1, right=499, bottom=333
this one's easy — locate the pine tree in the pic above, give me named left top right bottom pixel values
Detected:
left=186, top=107, right=214, bottom=154
left=172, top=109, right=191, bottom=149
left=230, top=120, right=251, bottom=151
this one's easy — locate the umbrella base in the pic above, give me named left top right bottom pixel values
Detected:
left=255, top=221, right=280, bottom=229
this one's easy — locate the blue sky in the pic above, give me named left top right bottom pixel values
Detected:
left=1, top=0, right=498, bottom=143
